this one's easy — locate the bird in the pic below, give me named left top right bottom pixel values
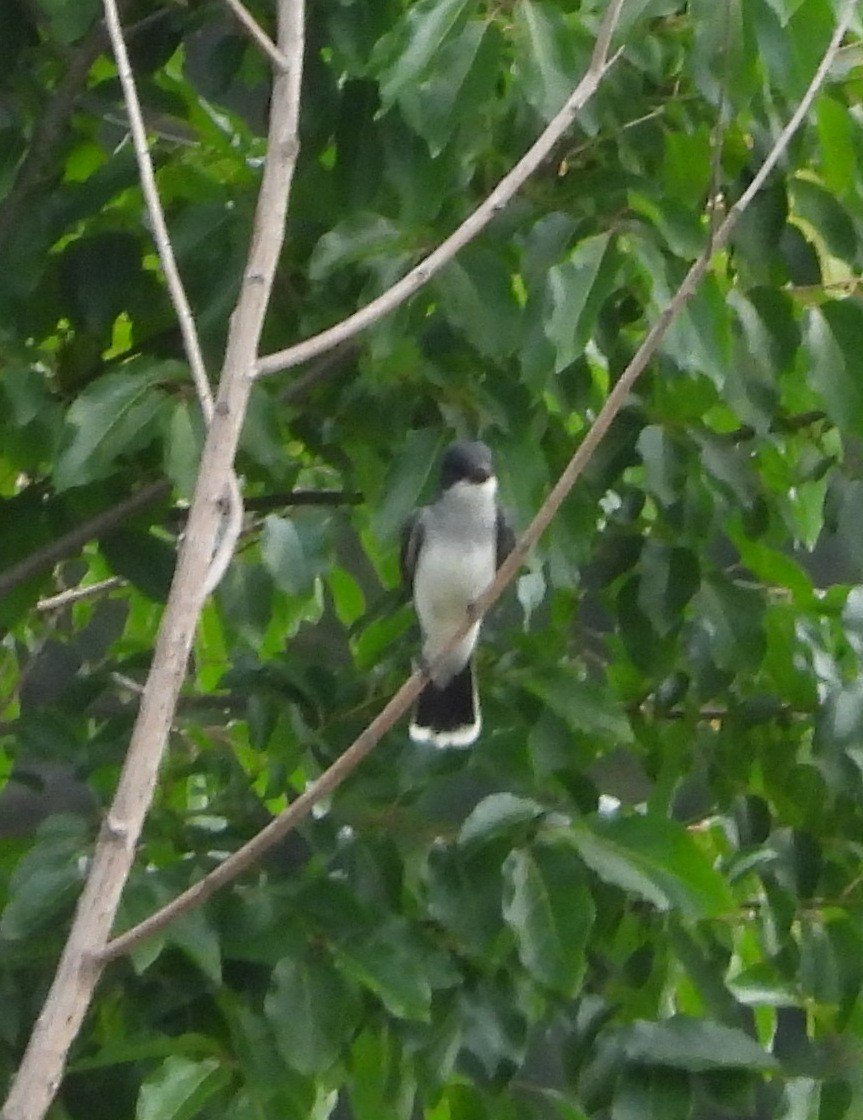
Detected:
left=401, top=440, right=515, bottom=747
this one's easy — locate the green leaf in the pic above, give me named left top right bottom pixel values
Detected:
left=761, top=0, right=808, bottom=26
left=612, top=1067, right=691, bottom=1120
left=349, top=1029, right=415, bottom=1120
left=544, top=234, right=612, bottom=373
left=525, top=1089, right=589, bottom=1120
left=502, top=844, right=594, bottom=995
left=436, top=246, right=522, bottom=360
left=695, top=576, right=766, bottom=673
left=136, top=1055, right=229, bottom=1120
left=326, top=565, right=366, bottom=626
left=730, top=535, right=814, bottom=606
left=0, top=863, right=83, bottom=940
left=71, top=1033, right=220, bottom=1073
left=217, top=563, right=275, bottom=647
left=816, top=96, right=856, bottom=197
left=309, top=213, right=408, bottom=283
left=616, top=574, right=675, bottom=676
left=261, top=516, right=313, bottom=596
left=1, top=367, right=53, bottom=428
left=239, top=385, right=288, bottom=475
left=806, top=302, right=863, bottom=436
left=372, top=427, right=441, bottom=542
left=689, top=0, right=759, bottom=104
left=54, top=365, right=173, bottom=491
left=334, top=925, right=433, bottom=1021
left=792, top=177, right=858, bottom=264
left=374, top=0, right=472, bottom=112
left=512, top=0, right=586, bottom=121
left=522, top=671, right=634, bottom=743
left=457, top=975, right=530, bottom=1080
left=1, top=817, right=88, bottom=940
left=663, top=275, right=733, bottom=389
left=58, top=231, right=146, bottom=335
left=100, top=528, right=176, bottom=602
left=726, top=961, right=798, bottom=1007
left=799, top=916, right=840, bottom=1004
left=164, top=400, right=204, bottom=501
left=730, top=287, right=800, bottom=382
left=638, top=541, right=700, bottom=636
left=562, top=814, right=733, bottom=919
left=169, top=908, right=222, bottom=986
left=621, top=1016, right=778, bottom=1072
left=37, top=0, right=100, bottom=42
left=638, top=425, right=686, bottom=507
left=425, top=845, right=506, bottom=958
left=352, top=607, right=413, bottom=671
left=458, top=792, right=545, bottom=848
left=265, top=954, right=361, bottom=1075
left=398, top=21, right=497, bottom=156
left=662, top=127, right=712, bottom=207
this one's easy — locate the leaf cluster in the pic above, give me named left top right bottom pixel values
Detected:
left=3, top=0, right=863, bottom=1117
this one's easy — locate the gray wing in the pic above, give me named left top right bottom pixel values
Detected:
left=400, top=509, right=426, bottom=593
left=496, top=507, right=516, bottom=568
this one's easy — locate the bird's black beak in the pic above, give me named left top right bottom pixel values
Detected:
left=469, top=466, right=492, bottom=484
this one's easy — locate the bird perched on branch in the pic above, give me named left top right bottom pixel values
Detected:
left=401, top=440, right=514, bottom=747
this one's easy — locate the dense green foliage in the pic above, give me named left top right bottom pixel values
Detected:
left=2, top=0, right=863, bottom=1116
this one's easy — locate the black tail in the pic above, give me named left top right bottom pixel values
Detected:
left=410, top=660, right=480, bottom=748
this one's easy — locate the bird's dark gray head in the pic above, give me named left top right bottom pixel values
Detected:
left=439, top=440, right=495, bottom=490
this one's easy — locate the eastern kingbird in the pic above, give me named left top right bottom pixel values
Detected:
left=401, top=440, right=515, bottom=747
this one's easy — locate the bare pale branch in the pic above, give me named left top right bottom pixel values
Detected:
left=255, top=0, right=627, bottom=378
left=0, top=0, right=306, bottom=1115
left=105, top=0, right=246, bottom=589
left=37, top=577, right=124, bottom=612
left=223, top=0, right=289, bottom=71
left=104, top=0, right=213, bottom=418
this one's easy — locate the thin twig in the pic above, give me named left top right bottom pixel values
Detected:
left=99, top=0, right=857, bottom=964
left=37, top=578, right=124, bottom=612
left=0, top=0, right=305, bottom=1116
left=223, top=0, right=289, bottom=71
left=0, top=483, right=360, bottom=603
left=0, top=480, right=171, bottom=601
left=105, top=0, right=245, bottom=592
left=104, top=0, right=212, bottom=418
left=705, top=0, right=732, bottom=244
left=255, top=0, right=628, bottom=378
left=110, top=672, right=145, bottom=695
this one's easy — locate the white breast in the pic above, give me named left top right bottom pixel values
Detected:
left=412, top=477, right=498, bottom=683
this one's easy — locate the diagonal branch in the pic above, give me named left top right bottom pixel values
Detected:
left=0, top=1, right=305, bottom=1117
left=0, top=479, right=171, bottom=601
left=223, top=0, right=289, bottom=71
left=104, top=0, right=245, bottom=594
left=0, top=479, right=360, bottom=602
left=255, top=0, right=627, bottom=378
left=104, top=0, right=212, bottom=418
left=98, top=0, right=857, bottom=964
